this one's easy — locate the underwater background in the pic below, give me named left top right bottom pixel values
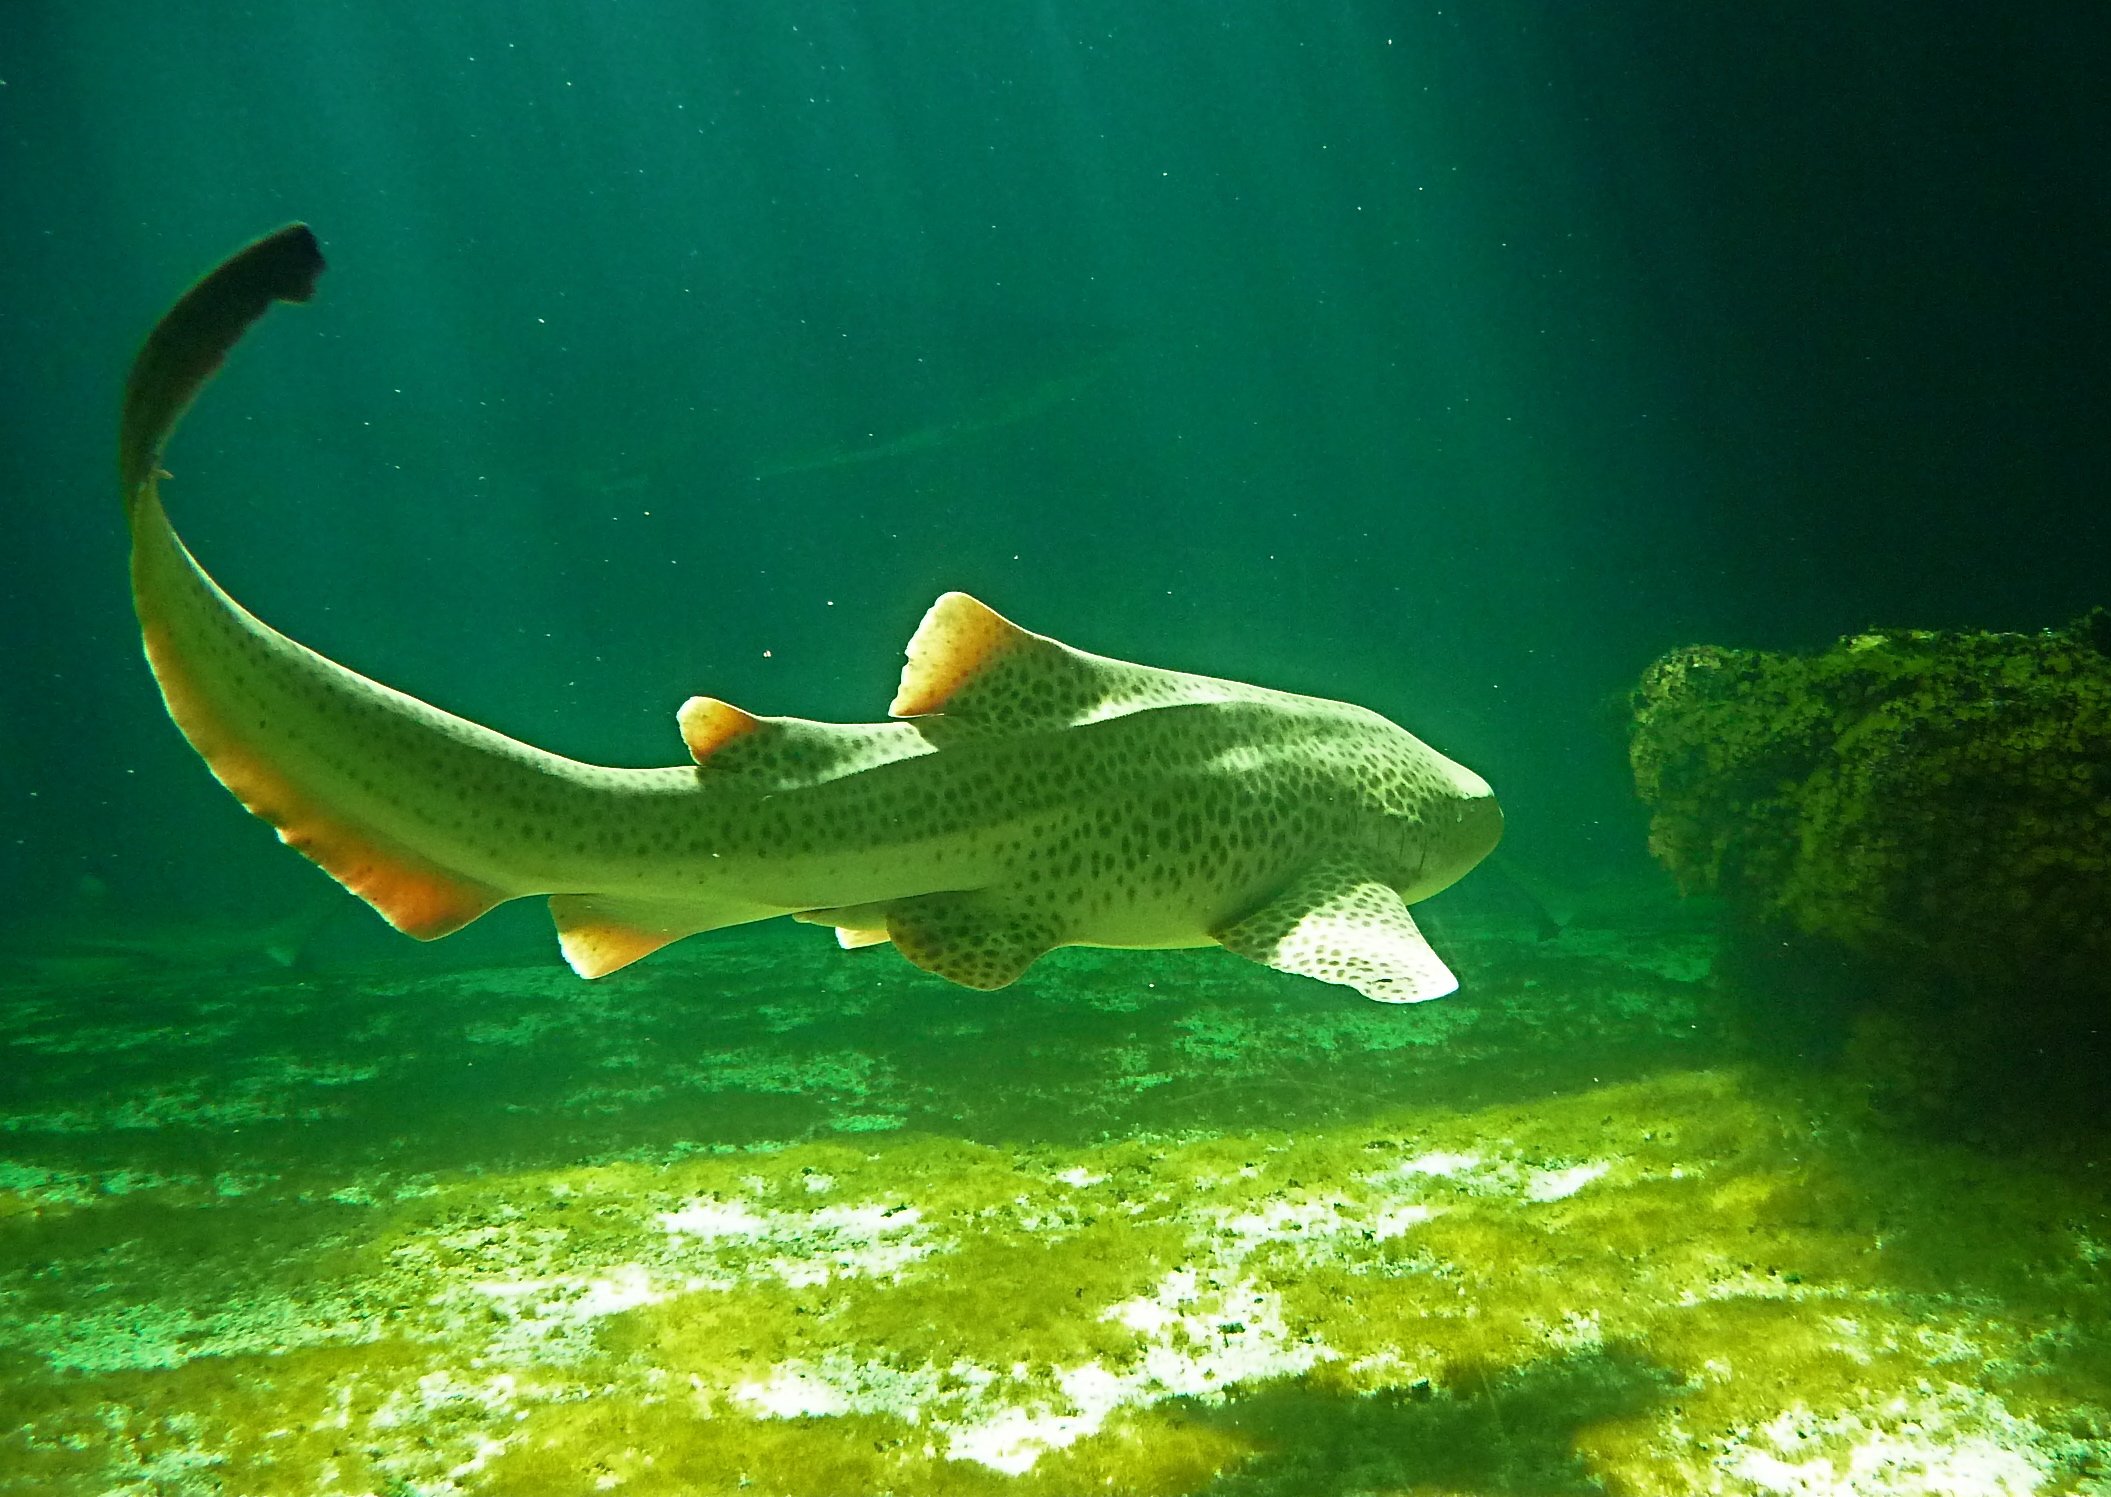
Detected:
left=2, top=2, right=2109, bottom=1493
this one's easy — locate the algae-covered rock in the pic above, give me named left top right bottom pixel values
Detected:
left=1628, top=611, right=2111, bottom=1125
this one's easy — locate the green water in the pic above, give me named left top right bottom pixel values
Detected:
left=3, top=3, right=2109, bottom=1492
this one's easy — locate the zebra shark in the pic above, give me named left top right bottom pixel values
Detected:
left=119, top=225, right=1500, bottom=1001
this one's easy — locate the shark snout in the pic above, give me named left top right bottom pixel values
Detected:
left=1390, top=766, right=1503, bottom=904
left=1458, top=782, right=1504, bottom=866
left=1429, top=760, right=1503, bottom=884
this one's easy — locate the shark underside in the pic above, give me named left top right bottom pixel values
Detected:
left=119, top=225, right=1501, bottom=1002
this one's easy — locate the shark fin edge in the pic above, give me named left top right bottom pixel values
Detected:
left=1214, top=861, right=1459, bottom=1004
left=891, top=591, right=1236, bottom=734
left=120, top=224, right=323, bottom=504
left=550, top=894, right=702, bottom=977
left=677, top=696, right=764, bottom=763
left=138, top=590, right=505, bottom=941
left=882, top=890, right=1058, bottom=990
left=792, top=905, right=893, bottom=950
left=550, top=893, right=784, bottom=978
left=890, top=592, right=1039, bottom=718
left=679, top=704, right=932, bottom=789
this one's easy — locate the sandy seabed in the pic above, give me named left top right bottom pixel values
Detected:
left=3, top=892, right=2107, bottom=1495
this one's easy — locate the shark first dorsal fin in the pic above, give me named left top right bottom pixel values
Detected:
left=1214, top=859, right=1460, bottom=1004
left=890, top=592, right=1042, bottom=719
left=890, top=592, right=1242, bottom=735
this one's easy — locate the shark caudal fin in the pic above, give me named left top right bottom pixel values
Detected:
left=120, top=226, right=567, bottom=941
left=120, top=225, right=326, bottom=504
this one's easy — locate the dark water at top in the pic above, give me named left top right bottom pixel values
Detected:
left=3, top=1, right=2104, bottom=931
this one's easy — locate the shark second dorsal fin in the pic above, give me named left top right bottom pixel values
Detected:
left=677, top=696, right=765, bottom=759
left=677, top=696, right=931, bottom=791
left=890, top=592, right=1240, bottom=736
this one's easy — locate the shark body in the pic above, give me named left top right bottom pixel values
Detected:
left=121, top=226, right=1501, bottom=1001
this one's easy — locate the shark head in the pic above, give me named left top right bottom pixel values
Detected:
left=1385, top=754, right=1504, bottom=906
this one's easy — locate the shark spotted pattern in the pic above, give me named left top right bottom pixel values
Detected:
left=119, top=225, right=1501, bottom=1002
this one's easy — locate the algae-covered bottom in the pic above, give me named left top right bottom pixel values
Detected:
left=2, top=895, right=2107, bottom=1495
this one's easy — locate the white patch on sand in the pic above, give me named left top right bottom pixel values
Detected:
left=1525, top=1161, right=1611, bottom=1201
left=730, top=1269, right=1325, bottom=1477
left=659, top=1198, right=934, bottom=1286
left=1391, top=1149, right=1483, bottom=1178
left=1362, top=1149, right=1618, bottom=1206
left=1371, top=1203, right=1438, bottom=1238
left=469, top=1263, right=668, bottom=1360
left=943, top=1270, right=1325, bottom=1474
left=1215, top=1197, right=1355, bottom=1253
left=736, top=1354, right=944, bottom=1420
left=1723, top=1389, right=2064, bottom=1497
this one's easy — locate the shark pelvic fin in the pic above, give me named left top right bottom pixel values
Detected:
left=880, top=889, right=1059, bottom=990
left=1214, top=859, right=1459, bottom=1004
left=791, top=905, right=893, bottom=950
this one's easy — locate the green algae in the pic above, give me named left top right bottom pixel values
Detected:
left=1629, top=615, right=2111, bottom=1130
left=3, top=916, right=2109, bottom=1494
left=1630, top=614, right=2111, bottom=956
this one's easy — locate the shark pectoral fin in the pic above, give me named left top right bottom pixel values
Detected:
left=1213, top=864, right=1459, bottom=1004
left=881, top=891, right=1057, bottom=990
